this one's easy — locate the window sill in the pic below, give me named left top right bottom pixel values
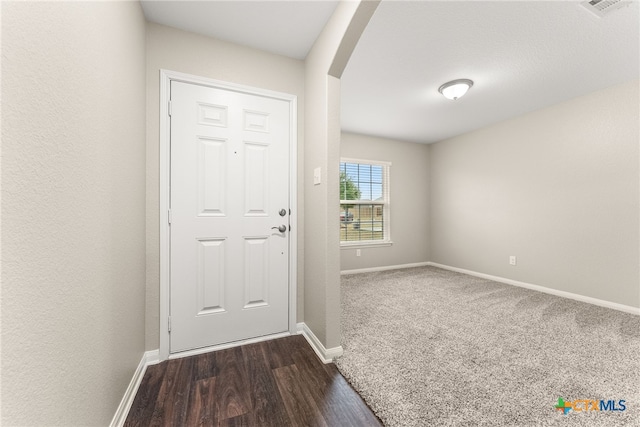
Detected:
left=340, top=241, right=393, bottom=249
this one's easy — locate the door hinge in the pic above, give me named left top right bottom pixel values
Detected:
left=168, top=316, right=171, bottom=333
left=168, top=209, right=172, bottom=225
left=168, top=101, right=172, bottom=117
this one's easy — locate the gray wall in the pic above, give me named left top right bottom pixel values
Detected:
left=1, top=2, right=147, bottom=424
left=340, top=132, right=430, bottom=271
left=145, top=23, right=306, bottom=350
left=303, top=1, right=354, bottom=350
left=429, top=80, right=640, bottom=308
left=303, top=1, right=379, bottom=349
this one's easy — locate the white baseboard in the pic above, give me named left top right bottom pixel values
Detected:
left=341, top=261, right=430, bottom=276
left=145, top=349, right=160, bottom=366
left=428, top=262, right=640, bottom=316
left=297, top=322, right=343, bottom=363
left=110, top=349, right=160, bottom=427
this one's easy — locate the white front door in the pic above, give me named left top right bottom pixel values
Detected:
left=169, top=80, right=291, bottom=353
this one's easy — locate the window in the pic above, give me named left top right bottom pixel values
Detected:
left=340, top=159, right=391, bottom=246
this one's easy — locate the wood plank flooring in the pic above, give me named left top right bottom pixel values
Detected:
left=125, top=335, right=382, bottom=426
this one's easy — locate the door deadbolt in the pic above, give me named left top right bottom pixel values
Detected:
left=279, top=209, right=287, bottom=217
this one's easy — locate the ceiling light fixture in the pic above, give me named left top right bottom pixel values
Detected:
left=438, top=79, right=474, bottom=100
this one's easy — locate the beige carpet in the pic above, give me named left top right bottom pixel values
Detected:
left=336, top=266, right=640, bottom=426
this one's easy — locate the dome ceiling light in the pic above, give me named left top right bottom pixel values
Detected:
left=438, top=79, right=474, bottom=100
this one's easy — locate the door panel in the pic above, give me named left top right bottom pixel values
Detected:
left=170, top=81, right=290, bottom=353
left=196, top=238, right=225, bottom=315
left=197, top=137, right=226, bottom=217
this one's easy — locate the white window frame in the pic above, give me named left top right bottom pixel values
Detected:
left=340, top=158, right=392, bottom=248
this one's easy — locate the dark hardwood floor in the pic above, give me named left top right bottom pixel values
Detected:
left=125, top=335, right=382, bottom=426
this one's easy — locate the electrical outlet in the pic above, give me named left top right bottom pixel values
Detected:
left=509, top=256, right=517, bottom=266
left=356, top=249, right=361, bottom=257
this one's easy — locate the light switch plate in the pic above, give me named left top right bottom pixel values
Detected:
left=313, top=167, right=321, bottom=185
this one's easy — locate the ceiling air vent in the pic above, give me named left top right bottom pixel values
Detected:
left=580, top=0, right=632, bottom=17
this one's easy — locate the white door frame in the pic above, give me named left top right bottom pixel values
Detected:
left=158, top=69, right=298, bottom=361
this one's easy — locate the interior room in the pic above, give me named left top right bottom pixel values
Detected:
left=2, top=0, right=638, bottom=425
left=336, top=3, right=639, bottom=424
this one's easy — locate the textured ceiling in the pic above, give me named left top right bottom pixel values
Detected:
left=140, top=0, right=338, bottom=60
left=341, top=1, right=640, bottom=143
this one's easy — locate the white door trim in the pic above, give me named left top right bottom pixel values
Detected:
left=159, top=69, right=298, bottom=361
